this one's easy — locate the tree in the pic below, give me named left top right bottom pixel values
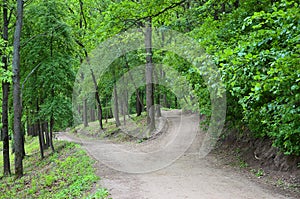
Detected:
left=90, top=69, right=103, bottom=129
left=112, top=65, right=121, bottom=127
left=1, top=0, right=11, bottom=176
left=12, top=0, right=24, bottom=177
left=144, top=19, right=155, bottom=131
left=21, top=0, right=77, bottom=154
left=99, top=0, right=188, bottom=130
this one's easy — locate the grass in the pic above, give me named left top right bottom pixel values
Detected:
left=72, top=112, right=148, bottom=143
left=250, top=168, right=265, bottom=178
left=0, top=137, right=109, bottom=199
left=87, top=188, right=110, bottom=199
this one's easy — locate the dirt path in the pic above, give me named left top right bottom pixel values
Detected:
left=57, top=110, right=295, bottom=199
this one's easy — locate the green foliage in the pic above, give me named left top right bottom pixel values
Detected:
left=21, top=0, right=77, bottom=130
left=251, top=168, right=265, bottom=178
left=73, top=0, right=300, bottom=156
left=191, top=0, right=300, bottom=155
left=0, top=138, right=103, bottom=198
left=2, top=0, right=298, bottom=160
left=86, top=188, right=110, bottom=199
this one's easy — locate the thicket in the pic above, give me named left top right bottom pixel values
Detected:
left=191, top=0, right=300, bottom=155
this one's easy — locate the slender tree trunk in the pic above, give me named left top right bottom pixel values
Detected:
left=21, top=124, right=25, bottom=157
left=83, top=98, right=88, bottom=127
left=36, top=122, right=45, bottom=159
left=105, top=98, right=108, bottom=123
left=36, top=99, right=45, bottom=151
left=34, top=123, right=39, bottom=137
left=113, top=84, right=121, bottom=127
left=43, top=122, right=49, bottom=148
left=49, top=115, right=55, bottom=152
left=111, top=65, right=121, bottom=127
left=39, top=122, right=46, bottom=149
left=120, top=96, right=125, bottom=124
left=136, top=89, right=142, bottom=116
left=122, top=55, right=144, bottom=116
left=49, top=30, right=55, bottom=153
left=144, top=19, right=155, bottom=131
left=37, top=122, right=44, bottom=159
left=156, top=88, right=162, bottom=117
left=26, top=117, right=32, bottom=136
left=90, top=106, right=95, bottom=122
left=12, top=0, right=24, bottom=178
left=121, top=76, right=127, bottom=125
left=153, top=69, right=161, bottom=117
left=78, top=104, right=81, bottom=115
left=90, top=69, right=103, bottom=129
left=2, top=0, right=11, bottom=176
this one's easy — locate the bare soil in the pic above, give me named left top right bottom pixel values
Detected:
left=57, top=110, right=299, bottom=199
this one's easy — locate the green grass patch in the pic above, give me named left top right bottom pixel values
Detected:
left=0, top=137, right=109, bottom=199
left=71, top=112, right=148, bottom=143
left=87, top=188, right=110, bottom=199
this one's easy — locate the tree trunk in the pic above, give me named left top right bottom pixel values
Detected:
left=90, top=105, right=95, bottom=122
left=83, top=98, right=88, bottom=127
left=26, top=118, right=33, bottom=136
left=156, top=88, right=162, bottom=117
left=160, top=30, right=167, bottom=109
left=21, top=126, right=25, bottom=157
left=12, top=0, right=24, bottom=178
left=49, top=115, right=55, bottom=152
left=90, top=69, right=103, bottom=129
left=43, top=122, right=49, bottom=148
left=136, top=89, right=142, bottom=116
left=144, top=19, right=155, bottom=131
left=2, top=0, right=11, bottom=176
left=121, top=76, right=127, bottom=125
left=122, top=55, right=144, bottom=116
left=113, top=84, right=121, bottom=127
left=34, top=123, right=39, bottom=137
left=37, top=122, right=44, bottom=159
left=154, top=70, right=161, bottom=117
left=105, top=98, right=108, bottom=123
left=39, top=122, right=45, bottom=149
left=36, top=99, right=45, bottom=151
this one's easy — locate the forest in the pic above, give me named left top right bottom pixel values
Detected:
left=0, top=0, right=299, bottom=198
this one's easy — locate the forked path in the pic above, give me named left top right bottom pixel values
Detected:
left=58, top=110, right=294, bottom=199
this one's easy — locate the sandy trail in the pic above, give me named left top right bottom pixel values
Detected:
left=57, top=110, right=294, bottom=199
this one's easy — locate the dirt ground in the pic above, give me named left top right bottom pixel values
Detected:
left=57, top=110, right=298, bottom=199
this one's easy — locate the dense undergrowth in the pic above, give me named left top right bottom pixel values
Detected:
left=187, top=0, right=300, bottom=156
left=0, top=137, right=110, bottom=199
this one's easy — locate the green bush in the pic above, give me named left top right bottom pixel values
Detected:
left=192, top=0, right=300, bottom=155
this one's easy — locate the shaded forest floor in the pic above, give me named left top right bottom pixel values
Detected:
left=0, top=138, right=109, bottom=199
left=59, top=110, right=299, bottom=199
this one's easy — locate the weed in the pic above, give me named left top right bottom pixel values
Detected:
left=276, top=179, right=284, bottom=186
left=250, top=168, right=265, bottom=178
left=0, top=137, right=107, bottom=198
left=87, top=188, right=111, bottom=199
left=238, top=159, right=248, bottom=168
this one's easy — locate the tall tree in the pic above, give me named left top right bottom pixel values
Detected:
left=91, top=69, right=103, bottom=129
left=112, top=66, right=121, bottom=127
left=1, top=0, right=11, bottom=176
left=22, top=1, right=76, bottom=150
left=144, top=19, right=155, bottom=131
left=12, top=0, right=24, bottom=178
